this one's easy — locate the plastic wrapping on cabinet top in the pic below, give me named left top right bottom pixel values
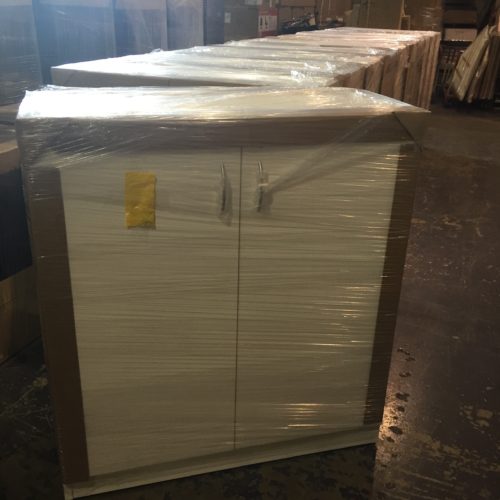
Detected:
left=144, top=48, right=367, bottom=82
left=0, top=0, right=41, bottom=105
left=49, top=27, right=440, bottom=108
left=232, top=37, right=394, bottom=57
left=18, top=86, right=428, bottom=482
left=335, top=27, right=441, bottom=37
left=306, top=27, right=440, bottom=41
left=18, top=86, right=424, bottom=122
left=51, top=51, right=351, bottom=88
left=177, top=44, right=384, bottom=73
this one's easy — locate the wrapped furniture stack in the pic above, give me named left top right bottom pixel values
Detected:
left=17, top=86, right=428, bottom=498
left=52, top=27, right=440, bottom=109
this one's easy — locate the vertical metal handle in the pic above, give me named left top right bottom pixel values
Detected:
left=220, top=162, right=227, bottom=215
left=256, top=161, right=266, bottom=213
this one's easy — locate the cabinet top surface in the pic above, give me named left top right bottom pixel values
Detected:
left=18, top=87, right=424, bottom=124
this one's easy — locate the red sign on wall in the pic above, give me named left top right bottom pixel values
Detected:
left=258, top=7, right=278, bottom=37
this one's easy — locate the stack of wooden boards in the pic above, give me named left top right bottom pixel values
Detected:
left=52, top=27, right=441, bottom=109
left=449, top=26, right=500, bottom=102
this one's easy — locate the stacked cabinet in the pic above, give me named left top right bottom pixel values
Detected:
left=17, top=87, right=427, bottom=498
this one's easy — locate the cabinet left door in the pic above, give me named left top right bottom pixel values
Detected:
left=58, top=149, right=241, bottom=476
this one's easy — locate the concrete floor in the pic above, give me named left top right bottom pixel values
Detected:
left=1, top=106, right=499, bottom=500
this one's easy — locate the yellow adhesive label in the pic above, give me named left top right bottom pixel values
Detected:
left=125, top=172, right=156, bottom=229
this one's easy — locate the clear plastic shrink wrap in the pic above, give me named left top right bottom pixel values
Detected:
left=17, top=86, right=427, bottom=495
left=307, top=28, right=441, bottom=107
left=51, top=49, right=366, bottom=89
left=34, top=0, right=116, bottom=82
left=0, top=0, right=41, bottom=104
left=50, top=28, right=440, bottom=109
left=175, top=44, right=384, bottom=92
left=278, top=28, right=440, bottom=106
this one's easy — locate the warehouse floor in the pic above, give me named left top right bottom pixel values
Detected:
left=1, top=105, right=499, bottom=500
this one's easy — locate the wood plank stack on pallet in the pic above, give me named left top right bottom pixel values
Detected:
left=449, top=26, right=500, bottom=102
left=51, top=27, right=440, bottom=109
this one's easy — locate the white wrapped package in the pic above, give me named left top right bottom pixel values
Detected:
left=50, top=28, right=440, bottom=108
left=51, top=49, right=365, bottom=89
left=17, top=86, right=427, bottom=498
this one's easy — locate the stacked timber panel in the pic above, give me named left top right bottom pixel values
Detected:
left=51, top=28, right=440, bottom=109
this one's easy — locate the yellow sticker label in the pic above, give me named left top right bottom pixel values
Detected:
left=125, top=172, right=156, bottom=229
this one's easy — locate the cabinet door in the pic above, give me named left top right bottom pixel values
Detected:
left=236, top=143, right=401, bottom=448
left=58, top=149, right=240, bottom=476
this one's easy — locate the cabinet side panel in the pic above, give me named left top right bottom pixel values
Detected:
left=364, top=143, right=418, bottom=424
left=22, top=166, right=90, bottom=483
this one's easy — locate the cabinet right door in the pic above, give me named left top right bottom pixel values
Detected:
left=236, top=142, right=401, bottom=448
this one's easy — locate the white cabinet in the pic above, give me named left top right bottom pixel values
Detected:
left=18, top=86, right=425, bottom=495
left=58, top=142, right=401, bottom=471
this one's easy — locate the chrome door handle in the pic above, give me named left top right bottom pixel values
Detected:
left=256, top=161, right=268, bottom=213
left=219, top=162, right=233, bottom=224
left=220, top=162, right=228, bottom=216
